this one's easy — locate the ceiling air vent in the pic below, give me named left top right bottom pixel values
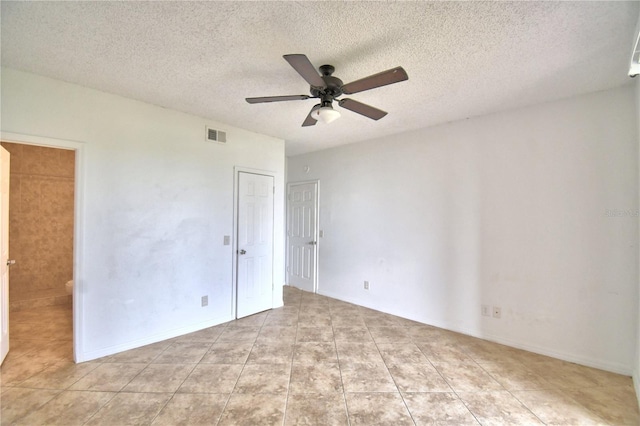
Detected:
left=206, top=126, right=227, bottom=144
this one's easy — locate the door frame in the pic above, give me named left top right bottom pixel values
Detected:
left=1, top=146, right=10, bottom=364
left=232, top=166, right=277, bottom=319
left=0, top=131, right=85, bottom=362
left=286, top=180, right=320, bottom=293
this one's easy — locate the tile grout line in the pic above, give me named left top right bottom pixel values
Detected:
left=281, top=291, right=302, bottom=426
left=215, top=310, right=268, bottom=426
left=82, top=340, right=181, bottom=425
left=474, top=356, right=548, bottom=425
left=463, top=344, right=548, bottom=425
left=206, top=317, right=236, bottom=426
left=414, top=341, right=482, bottom=425
left=365, top=316, right=418, bottom=425
left=330, top=303, right=353, bottom=426
left=145, top=339, right=215, bottom=425
left=80, top=390, right=120, bottom=426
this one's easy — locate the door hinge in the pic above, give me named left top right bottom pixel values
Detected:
left=273, top=186, right=275, bottom=194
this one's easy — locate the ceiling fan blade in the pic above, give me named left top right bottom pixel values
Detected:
left=338, top=98, right=387, bottom=120
left=302, top=104, right=321, bottom=127
left=341, top=67, right=408, bottom=95
left=283, top=54, right=326, bottom=88
left=246, top=95, right=310, bottom=104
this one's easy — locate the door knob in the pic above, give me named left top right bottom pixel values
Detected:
left=239, top=249, right=246, bottom=255
left=6, top=260, right=15, bottom=266
left=307, top=241, right=317, bottom=246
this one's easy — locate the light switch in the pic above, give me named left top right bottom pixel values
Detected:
left=223, top=235, right=230, bottom=245
left=319, top=230, right=324, bottom=238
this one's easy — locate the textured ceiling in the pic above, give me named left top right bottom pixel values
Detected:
left=1, top=1, right=638, bottom=156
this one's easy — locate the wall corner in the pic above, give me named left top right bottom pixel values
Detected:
left=635, top=76, right=640, bottom=410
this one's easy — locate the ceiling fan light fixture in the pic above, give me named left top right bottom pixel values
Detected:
left=313, top=106, right=341, bottom=124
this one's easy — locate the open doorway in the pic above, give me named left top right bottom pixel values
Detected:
left=1, top=141, right=75, bottom=366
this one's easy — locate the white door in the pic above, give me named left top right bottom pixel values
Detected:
left=0, top=147, right=10, bottom=365
left=287, top=182, right=318, bottom=293
left=236, top=172, right=274, bottom=318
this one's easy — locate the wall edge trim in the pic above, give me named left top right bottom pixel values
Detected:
left=76, top=314, right=233, bottom=363
left=318, top=289, right=633, bottom=376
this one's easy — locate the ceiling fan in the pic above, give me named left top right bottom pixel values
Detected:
left=246, top=54, right=409, bottom=126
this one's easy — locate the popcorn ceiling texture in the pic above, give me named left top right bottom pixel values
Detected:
left=1, top=143, right=75, bottom=311
left=1, top=1, right=638, bottom=156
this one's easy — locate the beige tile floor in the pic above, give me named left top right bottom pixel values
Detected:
left=1, top=286, right=639, bottom=425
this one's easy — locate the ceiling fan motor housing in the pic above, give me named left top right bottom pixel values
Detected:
left=311, top=64, right=343, bottom=101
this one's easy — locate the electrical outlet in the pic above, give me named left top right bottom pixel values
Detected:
left=481, top=305, right=490, bottom=317
left=223, top=235, right=230, bottom=246
left=364, top=281, right=369, bottom=290
left=319, top=230, right=324, bottom=238
left=201, top=295, right=208, bottom=307
left=493, top=306, right=501, bottom=318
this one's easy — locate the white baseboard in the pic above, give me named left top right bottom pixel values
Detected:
left=75, top=314, right=233, bottom=363
left=76, top=291, right=288, bottom=363
left=317, top=289, right=632, bottom=376
left=455, top=326, right=632, bottom=376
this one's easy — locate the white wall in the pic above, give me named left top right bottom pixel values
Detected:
left=288, top=86, right=638, bottom=374
left=1, top=68, right=286, bottom=362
